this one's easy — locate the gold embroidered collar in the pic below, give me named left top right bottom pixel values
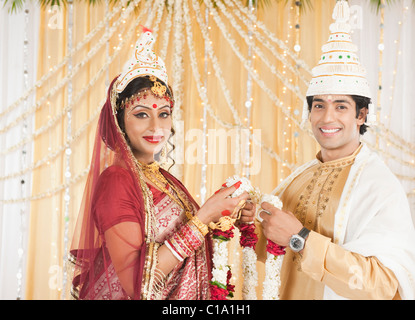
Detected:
left=316, top=144, right=363, bottom=169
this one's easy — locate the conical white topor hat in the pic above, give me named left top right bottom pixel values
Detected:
left=302, top=0, right=375, bottom=126
left=306, top=0, right=371, bottom=99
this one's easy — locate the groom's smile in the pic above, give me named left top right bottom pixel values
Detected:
left=319, top=126, right=342, bottom=136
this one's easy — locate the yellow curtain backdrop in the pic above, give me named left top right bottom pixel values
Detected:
left=25, top=0, right=334, bottom=300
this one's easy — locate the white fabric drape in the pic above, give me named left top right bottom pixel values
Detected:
left=350, top=0, right=415, bottom=219
left=0, top=3, right=39, bottom=299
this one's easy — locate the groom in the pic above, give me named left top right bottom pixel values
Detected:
left=259, top=0, right=415, bottom=299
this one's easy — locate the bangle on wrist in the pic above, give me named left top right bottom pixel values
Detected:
left=165, top=240, right=185, bottom=262
left=186, top=211, right=209, bottom=236
left=164, top=218, right=205, bottom=261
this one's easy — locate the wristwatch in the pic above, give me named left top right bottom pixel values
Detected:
left=289, top=227, right=310, bottom=252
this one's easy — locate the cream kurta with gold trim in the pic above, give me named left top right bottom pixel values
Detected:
left=262, top=144, right=404, bottom=300
left=279, top=146, right=359, bottom=299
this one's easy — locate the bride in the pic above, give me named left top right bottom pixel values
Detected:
left=69, top=28, right=255, bottom=300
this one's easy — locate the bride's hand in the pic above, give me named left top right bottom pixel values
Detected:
left=196, top=182, right=249, bottom=225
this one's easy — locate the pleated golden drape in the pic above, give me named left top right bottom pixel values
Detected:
left=25, top=0, right=334, bottom=299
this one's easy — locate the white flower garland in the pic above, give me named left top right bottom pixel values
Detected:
left=213, top=0, right=305, bottom=98
left=188, top=0, right=297, bottom=171
left=201, top=0, right=304, bottom=127
left=223, top=176, right=259, bottom=300
left=241, top=246, right=258, bottom=300
left=260, top=194, right=285, bottom=300
left=224, top=175, right=261, bottom=202
left=211, top=176, right=285, bottom=300
left=211, top=238, right=230, bottom=286
left=263, top=252, right=284, bottom=300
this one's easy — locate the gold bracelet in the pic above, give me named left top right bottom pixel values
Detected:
left=186, top=212, right=209, bottom=236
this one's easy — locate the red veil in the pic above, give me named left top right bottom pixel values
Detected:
left=69, top=76, right=212, bottom=300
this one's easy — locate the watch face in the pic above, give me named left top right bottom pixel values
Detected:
left=290, top=235, right=304, bottom=251
left=290, top=238, right=301, bottom=249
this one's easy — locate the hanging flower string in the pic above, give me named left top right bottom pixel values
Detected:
left=239, top=223, right=259, bottom=299
left=260, top=194, right=286, bottom=300
left=209, top=176, right=285, bottom=300
left=209, top=175, right=257, bottom=300
left=209, top=225, right=235, bottom=300
left=263, top=241, right=286, bottom=300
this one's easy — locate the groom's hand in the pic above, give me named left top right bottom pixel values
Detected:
left=259, top=202, right=303, bottom=247
left=236, top=200, right=256, bottom=225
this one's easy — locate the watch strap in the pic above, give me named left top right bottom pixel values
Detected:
left=298, top=227, right=310, bottom=239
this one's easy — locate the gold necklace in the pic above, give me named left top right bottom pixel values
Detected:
left=138, top=161, right=193, bottom=214
left=138, top=161, right=209, bottom=236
